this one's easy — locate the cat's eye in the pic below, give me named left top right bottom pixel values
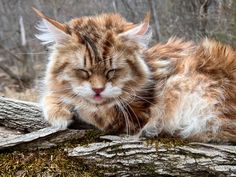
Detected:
left=75, top=69, right=90, bottom=79
left=106, top=69, right=117, bottom=80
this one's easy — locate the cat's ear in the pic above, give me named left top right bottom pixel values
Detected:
left=119, top=12, right=152, bottom=48
left=33, top=7, right=70, bottom=45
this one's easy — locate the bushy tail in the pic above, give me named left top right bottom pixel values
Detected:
left=195, top=39, right=236, bottom=143
left=195, top=38, right=236, bottom=79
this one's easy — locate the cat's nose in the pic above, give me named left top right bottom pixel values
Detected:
left=92, top=88, right=104, bottom=94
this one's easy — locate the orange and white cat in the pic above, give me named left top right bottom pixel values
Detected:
left=34, top=8, right=236, bottom=142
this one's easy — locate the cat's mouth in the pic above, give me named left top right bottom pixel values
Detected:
left=87, top=94, right=115, bottom=105
left=87, top=93, right=106, bottom=104
left=94, top=94, right=103, bottom=101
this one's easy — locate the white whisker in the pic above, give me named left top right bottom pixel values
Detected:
left=114, top=98, right=130, bottom=135
left=118, top=96, right=142, bottom=131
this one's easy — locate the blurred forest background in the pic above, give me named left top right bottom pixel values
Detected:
left=0, top=0, right=236, bottom=102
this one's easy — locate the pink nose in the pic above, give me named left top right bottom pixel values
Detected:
left=92, top=88, right=104, bottom=94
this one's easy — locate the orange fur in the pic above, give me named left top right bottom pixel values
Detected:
left=34, top=9, right=236, bottom=143
left=144, top=38, right=236, bottom=142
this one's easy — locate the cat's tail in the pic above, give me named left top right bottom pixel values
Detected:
left=195, top=38, right=236, bottom=78
left=194, top=39, right=236, bottom=143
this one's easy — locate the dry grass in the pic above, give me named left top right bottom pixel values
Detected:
left=0, top=88, right=39, bottom=102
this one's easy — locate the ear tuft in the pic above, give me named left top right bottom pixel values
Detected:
left=119, top=12, right=152, bottom=48
left=35, top=20, right=54, bottom=45
left=35, top=19, right=70, bottom=45
left=33, top=7, right=70, bottom=45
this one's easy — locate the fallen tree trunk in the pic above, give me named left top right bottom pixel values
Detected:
left=0, top=96, right=236, bottom=176
left=0, top=127, right=86, bottom=150
left=68, top=135, right=236, bottom=176
left=0, top=96, right=91, bottom=150
left=0, top=96, right=94, bottom=132
left=0, top=97, right=48, bottom=132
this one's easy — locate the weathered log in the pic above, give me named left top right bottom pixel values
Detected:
left=0, top=96, right=236, bottom=176
left=0, top=126, right=23, bottom=139
left=0, top=96, right=48, bottom=132
left=0, top=127, right=85, bottom=150
left=0, top=96, right=94, bottom=132
left=68, top=135, right=236, bottom=176
left=0, top=96, right=92, bottom=150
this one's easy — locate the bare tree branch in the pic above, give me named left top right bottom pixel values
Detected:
left=199, top=0, right=212, bottom=36
left=19, top=16, right=26, bottom=46
left=0, top=61, right=21, bottom=82
left=0, top=44, right=22, bottom=62
left=148, top=0, right=162, bottom=41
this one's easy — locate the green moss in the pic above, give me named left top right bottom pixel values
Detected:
left=145, top=137, right=189, bottom=149
left=79, top=129, right=106, bottom=145
left=135, top=163, right=157, bottom=176
left=0, top=148, right=97, bottom=177
left=0, top=130, right=107, bottom=177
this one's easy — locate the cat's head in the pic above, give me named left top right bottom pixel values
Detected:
left=34, top=8, right=152, bottom=105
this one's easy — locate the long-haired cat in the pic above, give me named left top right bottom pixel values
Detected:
left=34, top=8, right=236, bottom=142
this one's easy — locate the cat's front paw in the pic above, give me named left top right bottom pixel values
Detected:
left=46, top=116, right=73, bottom=129
left=139, top=120, right=162, bottom=138
left=43, top=107, right=73, bottom=130
left=42, top=95, right=73, bottom=129
left=139, top=126, right=159, bottom=138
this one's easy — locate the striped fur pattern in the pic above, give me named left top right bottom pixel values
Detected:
left=35, top=9, right=236, bottom=142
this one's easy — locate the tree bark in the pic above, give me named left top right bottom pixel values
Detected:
left=68, top=135, right=236, bottom=176
left=0, top=96, right=93, bottom=132
left=0, top=127, right=86, bottom=151
left=0, top=96, right=236, bottom=176
left=0, top=96, right=48, bottom=132
left=0, top=96, right=91, bottom=150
